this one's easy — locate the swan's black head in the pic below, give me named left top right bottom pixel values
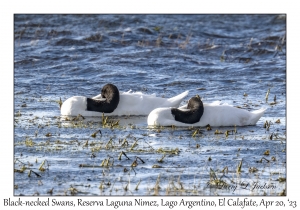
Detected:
left=187, top=94, right=201, bottom=110
left=86, top=83, right=120, bottom=113
left=171, top=95, right=204, bottom=124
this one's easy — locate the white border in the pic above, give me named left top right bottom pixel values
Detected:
left=2, top=0, right=298, bottom=209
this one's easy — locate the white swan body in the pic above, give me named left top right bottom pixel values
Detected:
left=61, top=90, right=189, bottom=116
left=147, top=103, right=267, bottom=127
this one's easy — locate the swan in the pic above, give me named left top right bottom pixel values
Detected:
left=61, top=83, right=189, bottom=116
left=147, top=95, right=267, bottom=127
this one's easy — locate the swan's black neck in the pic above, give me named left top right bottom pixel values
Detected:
left=86, top=83, right=120, bottom=113
left=171, top=95, right=204, bottom=124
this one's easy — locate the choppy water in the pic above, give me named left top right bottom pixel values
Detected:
left=14, top=14, right=286, bottom=196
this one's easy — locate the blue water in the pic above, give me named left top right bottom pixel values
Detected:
left=14, top=14, right=286, bottom=196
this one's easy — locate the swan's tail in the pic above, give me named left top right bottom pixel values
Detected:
left=248, top=108, right=267, bottom=125
left=165, top=90, right=189, bottom=107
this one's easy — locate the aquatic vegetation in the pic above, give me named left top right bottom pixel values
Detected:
left=14, top=112, right=286, bottom=195
left=265, top=88, right=271, bottom=102
left=236, top=160, right=242, bottom=173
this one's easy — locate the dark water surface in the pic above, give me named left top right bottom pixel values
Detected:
left=14, top=14, right=286, bottom=196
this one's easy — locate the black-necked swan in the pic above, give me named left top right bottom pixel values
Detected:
left=61, top=83, right=189, bottom=116
left=147, top=95, right=267, bottom=127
